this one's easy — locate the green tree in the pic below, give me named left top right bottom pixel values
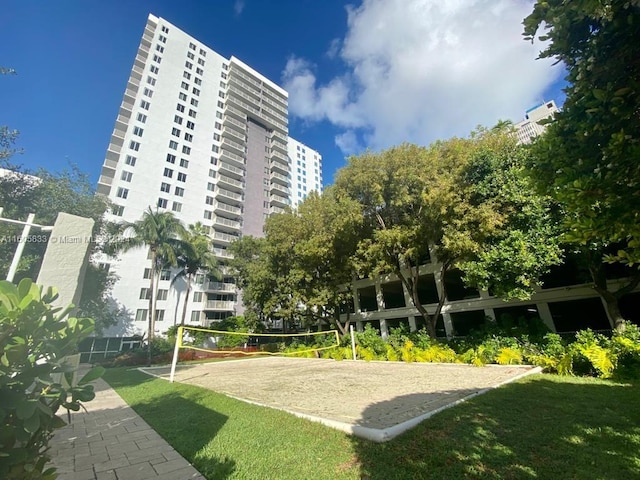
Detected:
left=524, top=0, right=640, bottom=327
left=109, top=207, right=186, bottom=345
left=171, top=222, right=222, bottom=327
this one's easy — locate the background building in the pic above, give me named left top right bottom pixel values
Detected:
left=97, top=14, right=322, bottom=336
left=514, top=100, right=559, bottom=144
left=288, top=138, right=322, bottom=208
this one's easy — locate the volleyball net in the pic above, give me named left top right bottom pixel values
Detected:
left=169, top=325, right=340, bottom=382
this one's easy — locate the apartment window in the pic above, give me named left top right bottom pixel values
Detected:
left=140, top=100, right=150, bottom=110
left=213, top=133, right=220, bottom=141
left=177, top=172, right=187, bottom=182
left=140, top=288, right=151, bottom=300
left=175, top=186, right=184, bottom=196
left=184, top=133, right=193, bottom=142
left=143, top=87, right=153, bottom=97
left=196, top=67, right=203, bottom=75
left=155, top=310, right=165, bottom=322
left=136, top=113, right=147, bottom=123
left=188, top=109, right=197, bottom=118
left=215, top=111, right=223, bottom=119
left=177, top=103, right=185, bottom=112
left=157, top=289, right=168, bottom=301
left=125, top=155, right=136, bottom=166
left=182, top=146, right=191, bottom=154
left=163, top=168, right=173, bottom=178
left=174, top=115, right=183, bottom=125
left=111, top=205, right=124, bottom=216
left=211, top=146, right=219, bottom=154
left=187, top=52, right=195, bottom=60
left=179, top=158, right=189, bottom=168
left=150, top=65, right=159, bottom=74
left=220, top=81, right=226, bottom=88
left=218, top=91, right=224, bottom=98
left=185, top=61, right=193, bottom=69
left=192, top=88, right=200, bottom=96
left=197, top=58, right=205, bottom=66
left=153, top=54, right=162, bottom=63
left=221, top=72, right=227, bottom=80
left=133, top=126, right=143, bottom=137
left=194, top=77, right=202, bottom=86
left=214, top=122, right=222, bottom=130
left=158, top=34, right=167, bottom=43
left=205, top=196, right=214, bottom=205
left=183, top=71, right=191, bottom=79
left=155, top=45, right=164, bottom=53
left=161, top=25, right=169, bottom=33
left=193, top=292, right=203, bottom=302
left=189, top=42, right=196, bottom=50
left=208, top=169, right=216, bottom=178
left=121, top=171, right=133, bottom=182
left=217, top=101, right=224, bottom=108
left=160, top=270, right=171, bottom=281
left=172, top=201, right=182, bottom=212
left=204, top=210, right=213, bottom=219
left=129, top=141, right=140, bottom=151
left=186, top=121, right=195, bottom=130
left=207, top=182, right=215, bottom=191
left=169, top=140, right=178, bottom=150
left=172, top=127, right=181, bottom=137
left=160, top=182, right=170, bottom=193
left=199, top=48, right=206, bottom=56
left=191, top=98, right=199, bottom=107
left=222, top=63, right=228, bottom=70
left=135, top=309, right=147, bottom=322
left=179, top=92, right=187, bottom=101
left=157, top=198, right=168, bottom=208
left=181, top=81, right=189, bottom=90
left=166, top=153, right=176, bottom=164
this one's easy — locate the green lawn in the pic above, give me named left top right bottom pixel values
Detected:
left=103, top=368, right=640, bottom=480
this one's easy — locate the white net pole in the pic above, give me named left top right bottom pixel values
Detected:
left=350, top=325, right=357, bottom=361
left=169, top=326, right=183, bottom=383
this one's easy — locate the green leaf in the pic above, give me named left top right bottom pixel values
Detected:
left=23, top=412, right=41, bottom=433
left=78, top=366, right=105, bottom=385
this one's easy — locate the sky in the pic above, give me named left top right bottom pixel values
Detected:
left=1, top=0, right=565, bottom=188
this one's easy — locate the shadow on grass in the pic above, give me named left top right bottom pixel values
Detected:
left=354, top=375, right=640, bottom=480
left=103, top=367, right=236, bottom=479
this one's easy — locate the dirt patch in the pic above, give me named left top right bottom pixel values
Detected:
left=141, top=357, right=539, bottom=441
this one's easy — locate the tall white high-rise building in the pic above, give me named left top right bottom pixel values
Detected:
left=96, top=14, right=322, bottom=336
left=288, top=137, right=323, bottom=207
left=514, top=100, right=559, bottom=144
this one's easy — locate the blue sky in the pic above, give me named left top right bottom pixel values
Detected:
left=1, top=0, right=565, bottom=187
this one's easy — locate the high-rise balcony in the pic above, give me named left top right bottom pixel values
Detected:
left=221, top=126, right=245, bottom=145
left=216, top=187, right=244, bottom=205
left=212, top=247, right=234, bottom=260
left=204, top=300, right=235, bottom=311
left=270, top=194, right=290, bottom=208
left=212, top=231, right=239, bottom=245
left=204, top=281, right=236, bottom=293
left=224, top=104, right=246, bottom=122
left=217, top=174, right=244, bottom=192
left=220, top=149, right=245, bottom=169
left=221, top=137, right=245, bottom=156
left=222, top=115, right=246, bottom=134
left=270, top=171, right=290, bottom=186
left=218, top=161, right=245, bottom=180
left=270, top=183, right=290, bottom=196
left=213, top=216, right=241, bottom=233
left=213, top=200, right=242, bottom=217
left=270, top=160, right=289, bottom=176
left=269, top=205, right=286, bottom=215
left=270, top=150, right=289, bottom=166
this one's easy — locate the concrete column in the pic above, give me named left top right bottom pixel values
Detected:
left=375, top=281, right=385, bottom=311
left=442, top=312, right=454, bottom=339
left=36, top=212, right=94, bottom=311
left=536, top=302, right=557, bottom=332
left=483, top=308, right=496, bottom=322
left=379, top=318, right=389, bottom=339
left=408, top=316, right=417, bottom=332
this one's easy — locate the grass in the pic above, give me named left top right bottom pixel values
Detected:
left=103, top=368, right=640, bottom=480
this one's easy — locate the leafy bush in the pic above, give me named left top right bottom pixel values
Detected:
left=0, top=279, right=103, bottom=480
left=355, top=324, right=387, bottom=356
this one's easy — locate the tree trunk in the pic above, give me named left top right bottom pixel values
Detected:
left=589, top=264, right=639, bottom=331
left=180, top=274, right=192, bottom=326
left=396, top=266, right=437, bottom=338
left=147, top=250, right=157, bottom=366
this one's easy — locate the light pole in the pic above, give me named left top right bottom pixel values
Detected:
left=0, top=208, right=54, bottom=282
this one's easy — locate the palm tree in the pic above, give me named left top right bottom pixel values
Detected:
left=111, top=207, right=187, bottom=345
left=171, top=222, right=222, bottom=327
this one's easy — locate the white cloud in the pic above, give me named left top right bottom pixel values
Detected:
left=234, top=0, right=245, bottom=16
left=282, top=0, right=562, bottom=154
left=335, top=130, right=363, bottom=155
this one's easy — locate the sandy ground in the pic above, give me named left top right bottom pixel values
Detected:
left=141, top=357, right=538, bottom=440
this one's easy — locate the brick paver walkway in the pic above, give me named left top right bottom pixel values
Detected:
left=48, top=377, right=205, bottom=480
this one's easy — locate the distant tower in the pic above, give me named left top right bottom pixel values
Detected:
left=514, top=100, right=559, bottom=144
left=288, top=137, right=323, bottom=208
left=95, top=14, right=322, bottom=336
